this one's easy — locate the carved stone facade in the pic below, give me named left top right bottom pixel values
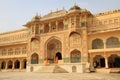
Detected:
left=0, top=4, right=120, bottom=72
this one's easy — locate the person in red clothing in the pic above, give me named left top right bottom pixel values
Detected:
left=56, top=56, right=58, bottom=64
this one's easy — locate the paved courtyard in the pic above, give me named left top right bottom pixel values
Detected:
left=0, top=72, right=120, bottom=80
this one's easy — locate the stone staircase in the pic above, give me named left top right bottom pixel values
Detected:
left=110, top=68, right=120, bottom=73
left=36, top=65, right=68, bottom=73
left=53, top=65, right=68, bottom=73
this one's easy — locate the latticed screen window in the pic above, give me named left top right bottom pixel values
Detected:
left=15, top=48, right=20, bottom=55
left=35, top=25, right=39, bottom=34
left=71, top=50, right=81, bottom=63
left=40, top=30, right=43, bottom=33
left=2, top=49, right=7, bottom=56
left=31, top=53, right=38, bottom=64
left=64, top=25, right=68, bottom=29
left=22, top=47, right=27, bottom=54
left=106, top=37, right=120, bottom=48
left=81, top=22, right=86, bottom=27
left=92, top=39, right=104, bottom=49
left=8, top=48, right=13, bottom=55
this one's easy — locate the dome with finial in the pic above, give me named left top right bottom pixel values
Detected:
left=31, top=13, right=41, bottom=21
left=69, top=3, right=81, bottom=11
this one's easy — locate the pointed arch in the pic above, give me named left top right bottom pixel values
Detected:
left=1, top=61, right=6, bottom=69
left=55, top=52, right=62, bottom=60
left=70, top=49, right=81, bottom=63
left=8, top=60, right=13, bottom=69
left=31, top=53, right=39, bottom=64
left=14, top=60, right=20, bottom=69
left=69, top=32, right=81, bottom=48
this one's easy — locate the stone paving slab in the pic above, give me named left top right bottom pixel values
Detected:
left=0, top=72, right=120, bottom=80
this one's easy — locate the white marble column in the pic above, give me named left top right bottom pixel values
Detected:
left=105, top=57, right=108, bottom=68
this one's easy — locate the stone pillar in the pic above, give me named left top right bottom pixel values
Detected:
left=5, top=61, right=8, bottom=69
left=103, top=40, right=106, bottom=49
left=49, top=23, right=51, bottom=32
left=56, top=21, right=58, bottom=31
left=105, top=57, right=108, bottom=68
left=63, top=19, right=65, bottom=29
left=12, top=60, right=14, bottom=70
left=20, top=60, right=22, bottom=69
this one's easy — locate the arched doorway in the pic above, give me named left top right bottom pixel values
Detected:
left=93, top=55, right=105, bottom=68
left=22, top=59, right=27, bottom=69
left=71, top=49, right=81, bottom=63
left=31, top=53, right=39, bottom=64
left=14, top=60, right=20, bottom=69
left=72, top=66, right=77, bottom=72
left=108, top=54, right=120, bottom=68
left=8, top=60, right=13, bottom=69
left=55, top=52, right=62, bottom=60
left=47, top=38, right=62, bottom=63
left=1, top=61, right=6, bottom=69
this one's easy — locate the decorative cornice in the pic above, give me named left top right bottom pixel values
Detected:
left=94, top=9, right=120, bottom=16
left=0, top=28, right=28, bottom=35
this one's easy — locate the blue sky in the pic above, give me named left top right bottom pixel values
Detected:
left=0, top=0, right=120, bottom=32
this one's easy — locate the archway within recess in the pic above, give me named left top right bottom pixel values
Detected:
left=31, top=53, right=39, bottom=64
left=71, top=49, right=81, bottom=63
left=55, top=52, right=62, bottom=60
left=47, top=38, right=62, bottom=63
left=8, top=60, right=13, bottom=69
left=1, top=61, right=6, bottom=69
left=93, top=55, right=105, bottom=68
left=14, top=60, right=20, bottom=69
left=108, top=54, right=120, bottom=68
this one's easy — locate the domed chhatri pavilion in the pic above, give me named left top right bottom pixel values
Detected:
left=0, top=4, right=120, bottom=73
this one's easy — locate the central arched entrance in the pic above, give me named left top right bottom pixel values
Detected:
left=47, top=38, right=62, bottom=63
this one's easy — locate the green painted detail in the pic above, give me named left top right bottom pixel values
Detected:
left=64, top=25, right=68, bottom=29
left=71, top=58, right=80, bottom=63
left=39, top=59, right=44, bottom=63
left=63, top=58, right=69, bottom=63
left=40, top=30, right=43, bottom=33
left=81, top=22, right=87, bottom=27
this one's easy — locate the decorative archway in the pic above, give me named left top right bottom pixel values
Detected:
left=70, top=49, right=81, bottom=63
left=55, top=52, right=62, bottom=60
left=31, top=53, right=39, bottom=64
left=69, top=32, right=81, bottom=48
left=46, top=38, right=62, bottom=63
left=14, top=60, right=20, bottom=69
left=1, top=61, right=6, bottom=69
left=7, top=60, right=13, bottom=69
left=93, top=55, right=105, bottom=68
left=108, top=54, right=120, bottom=68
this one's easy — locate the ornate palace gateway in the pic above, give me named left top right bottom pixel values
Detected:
left=0, top=4, right=120, bottom=73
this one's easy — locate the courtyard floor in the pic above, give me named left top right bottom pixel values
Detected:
left=0, top=72, right=120, bottom=80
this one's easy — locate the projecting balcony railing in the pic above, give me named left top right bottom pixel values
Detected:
left=89, top=48, right=120, bottom=53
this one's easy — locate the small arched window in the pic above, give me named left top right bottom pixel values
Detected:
left=106, top=37, right=120, bottom=48
left=92, top=39, right=104, bottom=49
